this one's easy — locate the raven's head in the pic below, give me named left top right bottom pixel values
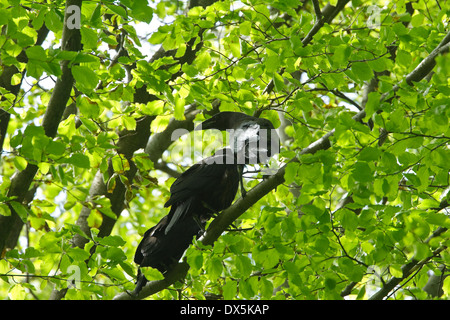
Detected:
left=195, top=111, right=280, bottom=163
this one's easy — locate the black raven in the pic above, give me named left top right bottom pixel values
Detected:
left=133, top=148, right=242, bottom=295
left=132, top=113, right=278, bottom=295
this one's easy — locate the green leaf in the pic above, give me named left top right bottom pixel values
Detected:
left=341, top=208, right=359, bottom=232
left=11, top=73, right=22, bottom=86
left=426, top=213, right=450, bottom=227
left=44, top=9, right=63, bottom=33
left=352, top=162, right=373, bottom=183
left=187, top=249, right=203, bottom=272
left=331, top=45, right=351, bottom=67
left=65, top=154, right=91, bottom=169
left=393, top=22, right=408, bottom=36
left=13, top=156, right=27, bottom=171
left=284, top=162, right=299, bottom=185
left=131, top=1, right=153, bottom=23
left=239, top=21, right=252, bottom=36
left=259, top=277, right=274, bottom=299
left=9, top=201, right=29, bottom=223
left=26, top=46, right=46, bottom=61
left=105, top=247, right=127, bottom=262
left=102, top=266, right=127, bottom=281
left=122, top=116, right=136, bottom=130
left=205, top=256, right=223, bottom=279
left=443, top=276, right=450, bottom=296
left=364, top=91, right=381, bottom=119
left=273, top=72, right=285, bottom=92
left=264, top=55, right=279, bottom=74
left=314, top=236, right=330, bottom=254
left=235, top=255, right=252, bottom=278
left=46, top=141, right=66, bottom=156
left=141, top=267, right=164, bottom=281
left=80, top=27, right=98, bottom=50
left=98, top=235, right=127, bottom=247
left=105, top=4, right=128, bottom=18
left=67, top=247, right=91, bottom=261
left=78, top=96, right=100, bottom=118
left=0, top=203, right=11, bottom=217
left=222, top=280, right=237, bottom=300
left=0, top=8, right=10, bottom=26
left=262, top=248, right=280, bottom=269
left=396, top=50, right=412, bottom=68
left=239, top=277, right=257, bottom=299
left=358, top=147, right=381, bottom=162
left=9, top=284, right=27, bottom=299
left=352, top=62, right=373, bottom=81
left=324, top=277, right=337, bottom=290
left=71, top=65, right=99, bottom=92
left=225, top=33, right=241, bottom=58
left=174, top=96, right=185, bottom=120
left=195, top=51, right=211, bottom=71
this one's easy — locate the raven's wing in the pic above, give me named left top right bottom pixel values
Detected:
left=164, top=152, right=230, bottom=208
left=164, top=196, right=197, bottom=234
left=163, top=149, right=237, bottom=233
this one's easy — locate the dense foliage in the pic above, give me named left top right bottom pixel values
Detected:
left=0, top=0, right=449, bottom=300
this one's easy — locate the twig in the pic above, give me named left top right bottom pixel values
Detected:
left=312, top=0, right=322, bottom=20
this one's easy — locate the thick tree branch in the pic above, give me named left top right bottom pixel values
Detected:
left=113, top=262, right=190, bottom=300
left=406, top=31, right=450, bottom=85
left=0, top=110, right=10, bottom=154
left=0, top=25, right=49, bottom=154
left=0, top=0, right=81, bottom=253
left=145, top=105, right=201, bottom=163
left=311, top=0, right=322, bottom=20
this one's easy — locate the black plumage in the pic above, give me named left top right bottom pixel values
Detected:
left=133, top=148, right=242, bottom=295
left=132, top=212, right=205, bottom=295
left=164, top=147, right=243, bottom=233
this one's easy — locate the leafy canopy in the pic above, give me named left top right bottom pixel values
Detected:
left=0, top=0, right=449, bottom=300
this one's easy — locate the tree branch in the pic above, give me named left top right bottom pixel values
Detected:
left=405, top=32, right=450, bottom=85
left=369, top=198, right=449, bottom=300
left=369, top=232, right=448, bottom=300
left=145, top=105, right=201, bottom=163
left=0, top=0, right=81, bottom=253
left=311, top=0, right=322, bottom=20
left=302, top=0, right=351, bottom=46
left=263, top=0, right=351, bottom=96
